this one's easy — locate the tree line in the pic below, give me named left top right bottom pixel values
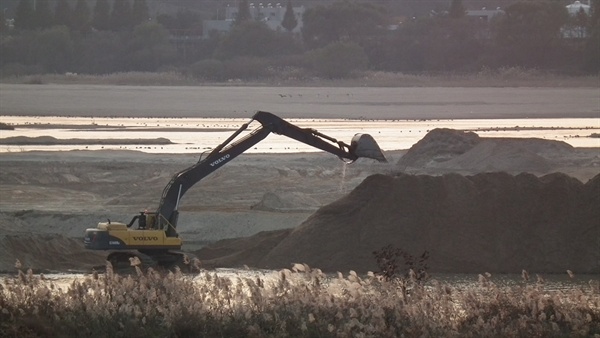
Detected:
left=0, top=0, right=598, bottom=79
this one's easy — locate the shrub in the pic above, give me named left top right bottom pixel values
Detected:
left=0, top=122, right=15, bottom=130
left=307, top=42, right=368, bottom=79
left=222, top=57, right=272, bottom=80
left=189, top=59, right=227, bottom=81
left=372, top=244, right=429, bottom=282
left=0, top=63, right=45, bottom=78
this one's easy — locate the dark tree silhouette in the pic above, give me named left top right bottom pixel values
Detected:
left=584, top=0, right=600, bottom=71
left=92, top=0, right=111, bottom=31
left=0, top=9, right=5, bottom=33
left=493, top=1, right=569, bottom=68
left=34, top=0, right=54, bottom=29
left=54, top=0, right=73, bottom=29
left=302, top=2, right=386, bottom=49
left=72, top=0, right=91, bottom=33
left=448, top=0, right=466, bottom=18
left=281, top=0, right=298, bottom=32
left=234, top=0, right=252, bottom=26
left=15, top=0, right=35, bottom=30
left=132, top=0, right=149, bottom=25
left=111, top=0, right=133, bottom=31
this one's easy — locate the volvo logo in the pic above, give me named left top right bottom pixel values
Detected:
left=210, top=154, right=231, bottom=167
left=132, top=236, right=159, bottom=241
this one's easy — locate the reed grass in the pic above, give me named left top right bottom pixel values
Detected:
left=2, top=262, right=598, bottom=338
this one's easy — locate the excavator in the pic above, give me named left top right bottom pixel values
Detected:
left=84, top=111, right=387, bottom=269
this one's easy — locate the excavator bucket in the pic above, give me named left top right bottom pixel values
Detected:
left=350, top=134, right=387, bottom=162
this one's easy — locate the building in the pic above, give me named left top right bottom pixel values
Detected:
left=466, top=8, right=504, bottom=22
left=563, top=1, right=592, bottom=38
left=566, top=1, right=591, bottom=15
left=203, top=3, right=305, bottom=38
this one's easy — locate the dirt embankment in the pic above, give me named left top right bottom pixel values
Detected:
left=194, top=130, right=600, bottom=274
left=0, top=136, right=172, bottom=145
left=0, top=129, right=598, bottom=274
left=251, top=172, right=599, bottom=274
left=396, top=128, right=595, bottom=179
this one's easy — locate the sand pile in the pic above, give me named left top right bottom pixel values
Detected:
left=194, top=229, right=293, bottom=269
left=0, top=233, right=105, bottom=273
left=397, top=128, right=574, bottom=174
left=0, top=136, right=172, bottom=145
left=251, top=191, right=321, bottom=212
left=252, top=172, right=599, bottom=274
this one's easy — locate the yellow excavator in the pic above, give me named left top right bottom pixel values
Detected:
left=84, top=111, right=387, bottom=269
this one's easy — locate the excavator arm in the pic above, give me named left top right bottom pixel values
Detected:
left=154, top=111, right=387, bottom=236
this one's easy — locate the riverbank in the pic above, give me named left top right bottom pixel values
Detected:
left=2, top=70, right=599, bottom=88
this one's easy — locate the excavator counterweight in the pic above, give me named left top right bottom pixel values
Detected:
left=83, top=111, right=387, bottom=270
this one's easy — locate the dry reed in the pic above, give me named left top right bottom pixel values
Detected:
left=1, top=263, right=598, bottom=337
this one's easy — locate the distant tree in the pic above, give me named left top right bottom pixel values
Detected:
left=32, top=26, right=74, bottom=72
left=54, top=0, right=73, bottom=29
left=302, top=2, right=386, bottom=49
left=72, top=0, right=91, bottom=33
left=575, top=7, right=589, bottom=28
left=15, top=0, right=35, bottom=30
left=0, top=9, right=5, bottom=33
left=448, top=0, right=466, bottom=18
left=125, top=22, right=177, bottom=71
left=281, top=0, right=298, bottom=32
left=214, top=21, right=298, bottom=59
left=34, top=0, right=54, bottom=29
left=78, top=30, right=126, bottom=73
left=308, top=41, right=368, bottom=78
left=132, top=0, right=149, bottom=25
left=583, top=0, right=600, bottom=71
left=92, top=0, right=111, bottom=30
left=111, top=0, right=133, bottom=31
left=234, top=0, right=252, bottom=26
left=156, top=10, right=201, bottom=37
left=493, top=1, right=569, bottom=68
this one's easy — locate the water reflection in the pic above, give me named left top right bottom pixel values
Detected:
left=0, top=116, right=598, bottom=153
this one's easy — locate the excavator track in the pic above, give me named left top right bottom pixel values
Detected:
left=105, top=250, right=196, bottom=273
left=106, top=251, right=157, bottom=271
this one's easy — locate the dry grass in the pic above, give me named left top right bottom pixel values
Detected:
left=1, top=69, right=598, bottom=88
left=1, top=263, right=598, bottom=338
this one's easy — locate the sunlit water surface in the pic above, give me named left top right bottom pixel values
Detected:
left=0, top=116, right=598, bottom=153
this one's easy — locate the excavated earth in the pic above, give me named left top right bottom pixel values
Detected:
left=0, top=129, right=599, bottom=274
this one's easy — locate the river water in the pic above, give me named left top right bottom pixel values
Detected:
left=1, top=115, right=598, bottom=153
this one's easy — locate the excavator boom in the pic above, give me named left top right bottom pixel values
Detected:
left=84, top=111, right=386, bottom=269
left=156, top=111, right=386, bottom=235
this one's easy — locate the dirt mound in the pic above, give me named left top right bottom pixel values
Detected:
left=255, top=172, right=599, bottom=274
left=0, top=233, right=105, bottom=273
left=439, top=140, right=552, bottom=173
left=251, top=191, right=321, bottom=212
left=397, top=128, right=481, bottom=168
left=0, top=136, right=173, bottom=145
left=193, top=229, right=292, bottom=269
left=397, top=128, right=574, bottom=174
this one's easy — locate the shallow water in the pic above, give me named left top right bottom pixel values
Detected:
left=0, top=116, right=598, bottom=153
